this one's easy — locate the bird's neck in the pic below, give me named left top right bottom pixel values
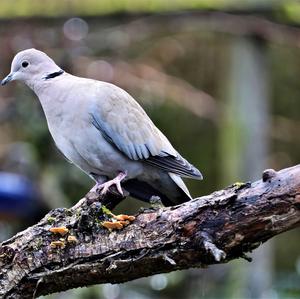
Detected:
left=26, top=71, right=64, bottom=94
left=26, top=73, right=70, bottom=123
left=44, top=69, right=64, bottom=80
left=29, top=80, right=70, bottom=138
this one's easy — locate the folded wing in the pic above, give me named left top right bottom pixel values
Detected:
left=90, top=83, right=202, bottom=179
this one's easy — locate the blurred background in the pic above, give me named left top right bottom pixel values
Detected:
left=0, top=0, right=299, bottom=298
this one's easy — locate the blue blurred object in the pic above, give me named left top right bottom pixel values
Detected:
left=0, top=172, right=39, bottom=218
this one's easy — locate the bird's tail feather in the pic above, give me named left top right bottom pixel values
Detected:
left=123, top=179, right=174, bottom=206
left=168, top=172, right=192, bottom=200
left=123, top=175, right=191, bottom=207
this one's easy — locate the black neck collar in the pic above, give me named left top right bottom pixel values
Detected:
left=44, top=70, right=64, bottom=80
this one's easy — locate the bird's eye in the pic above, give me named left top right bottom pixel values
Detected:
left=22, top=61, right=29, bottom=68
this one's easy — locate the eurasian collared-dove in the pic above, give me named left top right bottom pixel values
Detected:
left=1, top=49, right=202, bottom=206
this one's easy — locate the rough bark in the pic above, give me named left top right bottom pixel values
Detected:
left=0, top=165, right=299, bottom=298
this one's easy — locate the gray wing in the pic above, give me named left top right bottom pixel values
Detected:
left=91, top=84, right=202, bottom=179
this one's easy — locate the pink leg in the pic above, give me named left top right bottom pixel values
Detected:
left=90, top=183, right=100, bottom=193
left=97, top=171, right=127, bottom=195
left=89, top=176, right=107, bottom=193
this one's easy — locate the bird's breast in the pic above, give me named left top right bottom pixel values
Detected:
left=37, top=87, right=143, bottom=179
left=47, top=112, right=143, bottom=179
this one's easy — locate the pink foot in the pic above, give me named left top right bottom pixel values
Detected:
left=90, top=183, right=100, bottom=193
left=98, top=172, right=127, bottom=195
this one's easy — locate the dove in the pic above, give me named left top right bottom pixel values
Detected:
left=1, top=49, right=203, bottom=207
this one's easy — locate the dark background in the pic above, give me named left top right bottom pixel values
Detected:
left=0, top=1, right=299, bottom=298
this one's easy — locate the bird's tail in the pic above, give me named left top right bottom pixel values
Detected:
left=168, top=172, right=192, bottom=202
left=123, top=173, right=192, bottom=207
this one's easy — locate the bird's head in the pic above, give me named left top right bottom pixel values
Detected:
left=1, top=48, right=62, bottom=87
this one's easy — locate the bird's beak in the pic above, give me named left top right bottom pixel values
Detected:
left=1, top=72, right=14, bottom=86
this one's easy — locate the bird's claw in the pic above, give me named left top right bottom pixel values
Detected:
left=96, top=171, right=127, bottom=196
left=99, top=180, right=123, bottom=195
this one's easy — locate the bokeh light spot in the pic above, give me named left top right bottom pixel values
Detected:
left=63, top=18, right=89, bottom=41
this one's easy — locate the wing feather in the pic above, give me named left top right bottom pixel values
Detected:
left=91, top=82, right=202, bottom=179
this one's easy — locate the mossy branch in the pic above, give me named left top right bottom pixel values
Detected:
left=0, top=165, right=299, bottom=298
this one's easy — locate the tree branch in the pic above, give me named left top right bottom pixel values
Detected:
left=1, top=165, right=299, bottom=298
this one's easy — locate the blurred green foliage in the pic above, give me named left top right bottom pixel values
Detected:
left=0, top=0, right=235, bottom=18
left=0, top=0, right=299, bottom=21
